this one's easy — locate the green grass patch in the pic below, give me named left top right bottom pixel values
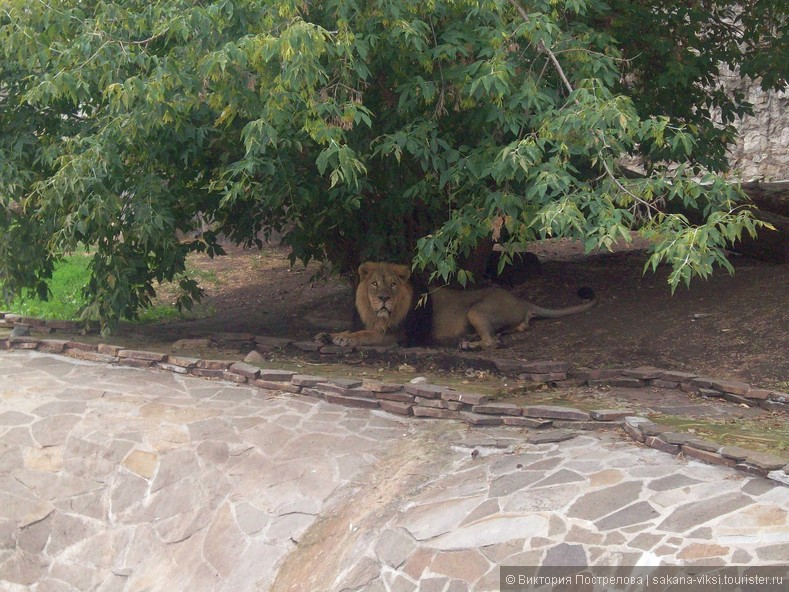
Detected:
left=186, top=268, right=219, bottom=285
left=2, top=253, right=198, bottom=324
left=652, top=414, right=789, bottom=455
left=5, top=254, right=93, bottom=320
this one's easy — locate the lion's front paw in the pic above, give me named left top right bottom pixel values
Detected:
left=331, top=334, right=358, bottom=348
left=460, top=338, right=500, bottom=350
left=459, top=340, right=481, bottom=351
left=313, top=332, right=332, bottom=345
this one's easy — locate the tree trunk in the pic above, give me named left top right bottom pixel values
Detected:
left=664, top=181, right=789, bottom=264
left=732, top=209, right=789, bottom=264
left=737, top=182, right=789, bottom=263
left=742, top=181, right=789, bottom=218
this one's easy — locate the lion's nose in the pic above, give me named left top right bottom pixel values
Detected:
left=379, top=295, right=390, bottom=304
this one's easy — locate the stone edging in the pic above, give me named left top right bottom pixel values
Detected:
left=8, top=313, right=785, bottom=410
left=1, top=327, right=787, bottom=487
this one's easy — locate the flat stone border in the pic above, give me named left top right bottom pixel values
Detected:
left=1, top=328, right=787, bottom=487
left=3, top=314, right=787, bottom=410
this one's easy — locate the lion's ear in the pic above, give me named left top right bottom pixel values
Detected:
left=358, top=262, right=374, bottom=281
left=392, top=264, right=411, bottom=282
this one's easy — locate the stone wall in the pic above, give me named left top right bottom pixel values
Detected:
left=723, top=70, right=789, bottom=181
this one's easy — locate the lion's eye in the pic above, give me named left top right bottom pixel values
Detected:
left=371, top=281, right=378, bottom=287
left=390, top=282, right=397, bottom=288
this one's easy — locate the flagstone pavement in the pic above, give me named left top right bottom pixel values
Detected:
left=0, top=350, right=787, bottom=592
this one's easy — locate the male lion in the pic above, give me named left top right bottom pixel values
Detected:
left=318, top=261, right=597, bottom=350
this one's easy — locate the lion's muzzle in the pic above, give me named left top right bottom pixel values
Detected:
left=375, top=295, right=393, bottom=317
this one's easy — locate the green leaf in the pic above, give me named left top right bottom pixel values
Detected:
left=1, top=0, right=780, bottom=328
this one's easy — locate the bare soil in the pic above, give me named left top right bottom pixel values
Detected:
left=136, top=240, right=789, bottom=390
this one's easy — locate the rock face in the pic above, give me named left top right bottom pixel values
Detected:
left=1, top=350, right=788, bottom=592
left=719, top=68, right=789, bottom=181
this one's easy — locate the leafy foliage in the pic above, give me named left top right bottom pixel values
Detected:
left=4, top=254, right=92, bottom=320
left=1, top=0, right=786, bottom=330
left=2, top=252, right=185, bottom=322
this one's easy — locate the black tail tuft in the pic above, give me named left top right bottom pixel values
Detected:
left=577, top=287, right=595, bottom=301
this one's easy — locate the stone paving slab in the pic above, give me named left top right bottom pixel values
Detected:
left=0, top=351, right=787, bottom=592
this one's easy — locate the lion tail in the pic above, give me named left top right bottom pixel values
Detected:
left=529, top=288, right=597, bottom=319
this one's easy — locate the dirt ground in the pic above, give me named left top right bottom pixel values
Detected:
left=135, top=239, right=789, bottom=390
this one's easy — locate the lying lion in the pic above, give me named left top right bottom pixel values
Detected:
left=316, top=261, right=597, bottom=350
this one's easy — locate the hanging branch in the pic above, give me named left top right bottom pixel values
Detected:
left=506, top=0, right=574, bottom=95
left=507, top=0, right=666, bottom=218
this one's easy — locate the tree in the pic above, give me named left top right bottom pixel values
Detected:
left=1, top=0, right=786, bottom=331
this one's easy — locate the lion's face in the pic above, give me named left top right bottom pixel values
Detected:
left=355, top=262, right=414, bottom=330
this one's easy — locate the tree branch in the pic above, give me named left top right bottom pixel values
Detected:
left=506, top=0, right=574, bottom=95
left=507, top=0, right=664, bottom=221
